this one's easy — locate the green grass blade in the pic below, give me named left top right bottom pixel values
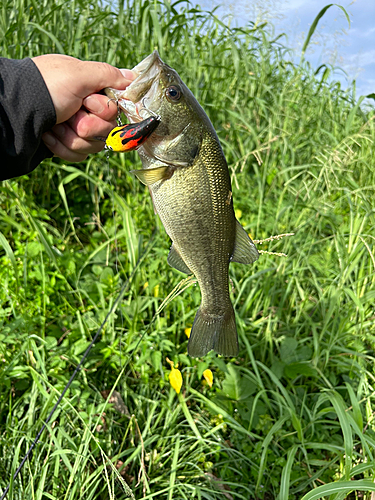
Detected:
left=256, top=415, right=289, bottom=493
left=300, top=480, right=375, bottom=500
left=279, top=445, right=298, bottom=500
left=0, top=230, right=19, bottom=290
left=326, top=391, right=353, bottom=480
left=168, top=436, right=180, bottom=500
left=301, top=4, right=350, bottom=58
left=27, top=21, right=65, bottom=53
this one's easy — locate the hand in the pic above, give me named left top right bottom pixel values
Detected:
left=32, top=54, right=135, bottom=162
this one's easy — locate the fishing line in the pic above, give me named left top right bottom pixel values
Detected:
left=106, top=153, right=126, bottom=368
left=108, top=103, right=127, bottom=368
left=0, top=230, right=156, bottom=500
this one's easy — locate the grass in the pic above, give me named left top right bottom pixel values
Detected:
left=1, top=0, right=375, bottom=499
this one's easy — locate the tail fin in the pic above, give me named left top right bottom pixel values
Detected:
left=187, top=306, right=238, bottom=358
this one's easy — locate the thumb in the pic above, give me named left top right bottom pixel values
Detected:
left=77, top=61, right=135, bottom=96
left=33, top=55, right=135, bottom=124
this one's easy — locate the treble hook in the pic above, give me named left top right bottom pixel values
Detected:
left=141, top=97, right=160, bottom=119
left=107, top=97, right=123, bottom=126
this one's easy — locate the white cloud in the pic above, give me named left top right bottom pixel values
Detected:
left=362, top=26, right=375, bottom=37
left=345, top=49, right=375, bottom=67
left=350, top=26, right=375, bottom=37
left=282, top=0, right=311, bottom=10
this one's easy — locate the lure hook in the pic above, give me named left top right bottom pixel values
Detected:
left=106, top=97, right=123, bottom=126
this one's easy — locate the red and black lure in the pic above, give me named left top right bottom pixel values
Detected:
left=105, top=116, right=160, bottom=152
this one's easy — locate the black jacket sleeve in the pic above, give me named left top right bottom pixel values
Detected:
left=0, top=57, right=56, bottom=181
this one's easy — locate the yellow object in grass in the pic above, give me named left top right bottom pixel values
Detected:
left=235, top=209, right=242, bottom=219
left=184, top=327, right=191, bottom=338
left=166, top=358, right=183, bottom=394
left=202, top=369, right=213, bottom=387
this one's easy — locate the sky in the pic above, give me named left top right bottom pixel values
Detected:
left=197, top=0, right=375, bottom=100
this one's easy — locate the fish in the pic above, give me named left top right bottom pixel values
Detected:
left=105, top=51, right=259, bottom=357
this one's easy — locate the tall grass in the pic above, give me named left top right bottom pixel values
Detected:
left=1, top=0, right=375, bottom=499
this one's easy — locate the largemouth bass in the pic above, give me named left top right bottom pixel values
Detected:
left=106, top=51, right=259, bottom=357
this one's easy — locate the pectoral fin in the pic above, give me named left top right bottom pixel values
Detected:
left=231, top=220, right=259, bottom=264
left=131, top=166, right=174, bottom=186
left=167, top=245, right=192, bottom=274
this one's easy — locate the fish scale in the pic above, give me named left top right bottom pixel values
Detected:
left=105, top=51, right=259, bottom=357
left=153, top=132, right=235, bottom=316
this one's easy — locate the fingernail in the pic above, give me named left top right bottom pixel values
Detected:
left=43, top=132, right=56, bottom=147
left=120, top=69, right=136, bottom=80
left=84, top=95, right=104, bottom=113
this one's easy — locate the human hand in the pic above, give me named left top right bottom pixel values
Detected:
left=32, top=54, right=135, bottom=162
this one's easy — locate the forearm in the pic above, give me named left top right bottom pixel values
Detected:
left=0, top=57, right=56, bottom=181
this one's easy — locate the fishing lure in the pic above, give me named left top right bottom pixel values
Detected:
left=105, top=116, right=160, bottom=152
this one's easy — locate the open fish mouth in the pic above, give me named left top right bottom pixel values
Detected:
left=105, top=51, right=164, bottom=122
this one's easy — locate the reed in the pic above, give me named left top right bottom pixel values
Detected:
left=1, top=0, right=375, bottom=498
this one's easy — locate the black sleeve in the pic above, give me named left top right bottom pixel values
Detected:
left=0, top=57, right=57, bottom=181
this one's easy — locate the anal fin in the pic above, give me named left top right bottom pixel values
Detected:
left=231, top=220, right=259, bottom=264
left=167, top=244, right=192, bottom=274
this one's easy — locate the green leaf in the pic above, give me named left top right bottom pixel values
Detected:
left=345, top=382, right=363, bottom=432
left=301, top=4, right=350, bottom=58
left=256, top=415, right=289, bottom=493
left=280, top=337, right=298, bottom=363
left=284, top=362, right=318, bottom=378
left=0, top=231, right=19, bottom=290
left=168, top=436, right=180, bottom=500
left=100, top=267, right=115, bottom=284
left=300, top=480, right=375, bottom=500
left=279, top=445, right=298, bottom=500
left=151, top=350, right=162, bottom=371
left=27, top=22, right=65, bottom=53
left=327, top=391, right=353, bottom=480
left=221, top=364, right=256, bottom=401
left=197, top=361, right=209, bottom=379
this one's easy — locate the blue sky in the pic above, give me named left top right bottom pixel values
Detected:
left=198, top=0, right=375, bottom=100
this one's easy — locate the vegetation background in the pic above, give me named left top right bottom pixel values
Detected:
left=1, top=0, right=375, bottom=499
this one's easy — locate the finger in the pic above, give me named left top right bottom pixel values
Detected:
left=67, top=109, right=117, bottom=141
left=78, top=62, right=135, bottom=97
left=53, top=123, right=107, bottom=154
left=82, top=94, right=119, bottom=121
left=42, top=131, right=89, bottom=162
left=42, top=121, right=106, bottom=161
left=33, top=55, right=136, bottom=124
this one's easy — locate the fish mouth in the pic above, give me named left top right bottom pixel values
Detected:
left=105, top=51, right=164, bottom=122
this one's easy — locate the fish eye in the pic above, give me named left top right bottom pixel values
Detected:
left=165, top=85, right=182, bottom=102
